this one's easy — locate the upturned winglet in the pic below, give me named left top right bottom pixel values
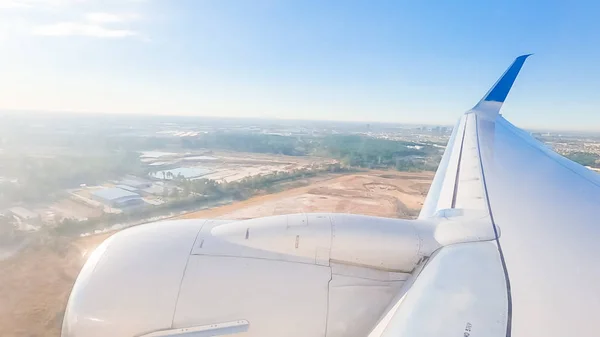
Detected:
left=471, top=54, right=532, bottom=117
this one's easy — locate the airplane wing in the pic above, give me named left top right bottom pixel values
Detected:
left=61, top=56, right=600, bottom=337
left=369, top=55, right=600, bottom=337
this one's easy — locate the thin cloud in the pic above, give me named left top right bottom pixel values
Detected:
left=85, top=12, right=140, bottom=24
left=0, top=0, right=87, bottom=9
left=32, top=11, right=142, bottom=39
left=0, top=0, right=146, bottom=39
left=33, top=21, right=138, bottom=38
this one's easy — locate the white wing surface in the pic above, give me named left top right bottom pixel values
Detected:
left=384, top=55, right=600, bottom=337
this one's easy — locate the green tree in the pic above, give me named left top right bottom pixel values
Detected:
left=566, top=152, right=600, bottom=167
left=181, top=179, right=191, bottom=198
left=171, top=187, right=180, bottom=199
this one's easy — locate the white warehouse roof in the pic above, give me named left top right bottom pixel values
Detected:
left=92, top=188, right=140, bottom=201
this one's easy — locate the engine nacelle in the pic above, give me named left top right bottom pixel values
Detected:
left=62, top=212, right=491, bottom=337
left=206, top=213, right=438, bottom=272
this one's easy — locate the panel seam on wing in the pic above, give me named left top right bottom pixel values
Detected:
left=169, top=219, right=208, bottom=328
left=451, top=116, right=469, bottom=208
left=475, top=115, right=513, bottom=337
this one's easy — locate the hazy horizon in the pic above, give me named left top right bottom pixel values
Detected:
left=3, top=108, right=600, bottom=134
left=1, top=1, right=600, bottom=130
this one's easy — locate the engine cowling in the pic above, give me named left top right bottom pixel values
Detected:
left=62, top=214, right=444, bottom=337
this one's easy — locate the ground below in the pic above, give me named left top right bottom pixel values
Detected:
left=0, top=170, right=433, bottom=337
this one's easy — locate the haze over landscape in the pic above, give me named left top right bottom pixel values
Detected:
left=1, top=1, right=600, bottom=336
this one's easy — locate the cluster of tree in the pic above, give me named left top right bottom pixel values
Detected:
left=315, top=135, right=438, bottom=170
left=166, top=178, right=223, bottom=199
left=181, top=133, right=307, bottom=156
left=565, top=152, right=600, bottom=168
left=181, top=133, right=440, bottom=171
left=395, top=156, right=442, bottom=172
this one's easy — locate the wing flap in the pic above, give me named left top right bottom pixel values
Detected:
left=368, top=242, right=508, bottom=337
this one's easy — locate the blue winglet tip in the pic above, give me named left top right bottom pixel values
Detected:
left=480, top=53, right=532, bottom=104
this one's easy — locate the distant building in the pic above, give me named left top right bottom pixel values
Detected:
left=8, top=207, right=39, bottom=221
left=148, top=161, right=170, bottom=167
left=138, top=184, right=167, bottom=196
left=91, top=188, right=143, bottom=208
left=117, top=177, right=152, bottom=189
left=115, top=184, right=139, bottom=192
left=150, top=167, right=212, bottom=180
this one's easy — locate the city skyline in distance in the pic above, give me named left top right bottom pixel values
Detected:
left=3, top=109, right=600, bottom=134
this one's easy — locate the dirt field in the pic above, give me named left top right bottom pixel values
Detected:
left=179, top=170, right=432, bottom=220
left=50, top=199, right=103, bottom=221
left=0, top=234, right=112, bottom=337
left=0, top=170, right=432, bottom=337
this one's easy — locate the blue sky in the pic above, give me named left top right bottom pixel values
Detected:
left=0, top=0, right=599, bottom=130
